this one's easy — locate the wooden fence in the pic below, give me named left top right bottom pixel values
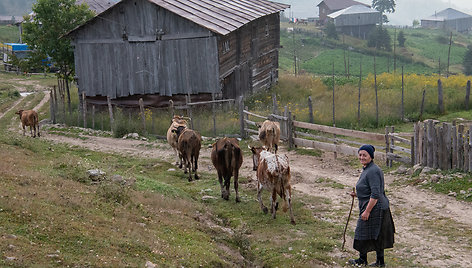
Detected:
left=238, top=96, right=414, bottom=166
left=414, top=120, right=472, bottom=171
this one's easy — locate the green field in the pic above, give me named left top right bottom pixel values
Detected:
left=280, top=23, right=472, bottom=76
left=0, top=25, right=20, bottom=43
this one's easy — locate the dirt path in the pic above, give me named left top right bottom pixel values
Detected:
left=11, top=92, right=472, bottom=267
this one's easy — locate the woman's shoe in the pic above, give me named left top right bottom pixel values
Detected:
left=348, top=258, right=368, bottom=266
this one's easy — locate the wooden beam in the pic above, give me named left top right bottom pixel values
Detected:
left=293, top=120, right=385, bottom=142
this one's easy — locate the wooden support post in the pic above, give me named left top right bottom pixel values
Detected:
left=92, top=105, right=95, bottom=130
left=169, top=100, right=174, bottom=117
left=308, top=96, right=314, bottom=123
left=465, top=129, right=469, bottom=172
left=238, top=96, right=245, bottom=139
left=411, top=136, right=415, bottom=166
left=82, top=92, right=87, bottom=128
left=414, top=122, right=420, bottom=165
left=444, top=123, right=452, bottom=169
left=107, top=96, right=114, bottom=132
left=438, top=79, right=444, bottom=114
left=139, top=98, right=146, bottom=134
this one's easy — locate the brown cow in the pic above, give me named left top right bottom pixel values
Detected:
left=173, top=126, right=201, bottom=181
left=258, top=120, right=280, bottom=154
left=251, top=146, right=295, bottom=225
left=15, top=109, right=40, bottom=138
left=211, top=137, right=243, bottom=202
left=166, top=116, right=188, bottom=167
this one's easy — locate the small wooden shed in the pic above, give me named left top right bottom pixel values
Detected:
left=68, top=0, right=289, bottom=107
left=317, top=0, right=369, bottom=25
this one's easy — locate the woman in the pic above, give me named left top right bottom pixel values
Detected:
left=349, top=145, right=395, bottom=267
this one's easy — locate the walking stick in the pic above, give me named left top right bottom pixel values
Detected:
left=342, top=187, right=355, bottom=251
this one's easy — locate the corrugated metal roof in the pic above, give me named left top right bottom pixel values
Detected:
left=77, top=0, right=120, bottom=14
left=423, top=8, right=472, bottom=21
left=328, top=5, right=379, bottom=18
left=317, top=0, right=369, bottom=10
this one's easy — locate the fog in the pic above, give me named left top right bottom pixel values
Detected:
left=279, top=0, right=472, bottom=26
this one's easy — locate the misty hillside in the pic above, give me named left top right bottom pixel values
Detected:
left=0, top=0, right=35, bottom=16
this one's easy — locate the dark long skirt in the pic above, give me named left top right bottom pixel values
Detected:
left=354, top=208, right=395, bottom=253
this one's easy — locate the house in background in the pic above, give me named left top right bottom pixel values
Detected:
left=327, top=5, right=381, bottom=39
left=421, top=8, right=472, bottom=33
left=67, top=0, right=289, bottom=107
left=317, top=0, right=369, bottom=25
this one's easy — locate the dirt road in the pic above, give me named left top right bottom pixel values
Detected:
left=9, top=92, right=472, bottom=267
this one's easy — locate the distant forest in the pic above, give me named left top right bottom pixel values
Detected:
left=0, top=0, right=35, bottom=16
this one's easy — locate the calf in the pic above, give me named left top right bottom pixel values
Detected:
left=258, top=120, right=280, bottom=153
left=173, top=126, right=201, bottom=181
left=15, top=109, right=40, bottom=138
left=211, top=138, right=243, bottom=202
left=251, top=146, right=295, bottom=225
left=166, top=116, right=188, bottom=167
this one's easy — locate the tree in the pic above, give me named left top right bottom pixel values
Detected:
left=412, top=19, right=420, bottom=28
left=325, top=21, right=338, bottom=40
left=463, top=45, right=472, bottom=75
left=372, top=0, right=396, bottom=24
left=367, top=26, right=391, bottom=51
left=22, top=0, right=94, bottom=80
left=397, top=30, right=406, bottom=47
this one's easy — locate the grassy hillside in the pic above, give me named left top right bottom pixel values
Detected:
left=280, top=23, right=472, bottom=76
left=0, top=25, right=20, bottom=43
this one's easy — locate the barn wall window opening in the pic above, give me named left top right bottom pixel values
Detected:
left=223, top=40, right=230, bottom=54
left=265, top=22, right=269, bottom=36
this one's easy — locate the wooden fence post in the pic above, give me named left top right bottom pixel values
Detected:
left=284, top=106, right=289, bottom=139
left=422, top=122, right=427, bottom=167
left=411, top=135, right=415, bottom=166
left=469, top=126, right=472, bottom=172
left=212, top=93, right=216, bottom=137
left=401, top=66, right=404, bottom=122
left=390, top=126, right=395, bottom=168
left=82, top=92, right=87, bottom=128
left=169, top=100, right=174, bottom=117
left=107, top=96, right=114, bottom=132
left=288, top=110, right=293, bottom=149
left=427, top=120, right=434, bottom=168
left=444, top=123, right=452, bottom=169
left=465, top=129, right=470, bottom=172
left=420, top=89, right=426, bottom=121
left=452, top=124, right=458, bottom=169
left=414, top=122, right=420, bottom=165
left=139, top=98, right=146, bottom=134
left=438, top=79, right=444, bottom=114
left=385, top=126, right=390, bottom=167
left=239, top=96, right=245, bottom=139
left=272, top=93, right=278, bottom=115
left=186, top=95, right=194, bottom=129
left=458, top=124, right=464, bottom=171
left=50, top=89, right=56, bottom=124
left=466, top=80, right=471, bottom=110
left=308, top=96, right=314, bottom=124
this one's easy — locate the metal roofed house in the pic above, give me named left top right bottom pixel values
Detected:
left=67, top=0, right=289, bottom=108
left=327, top=5, right=381, bottom=39
left=317, top=0, right=370, bottom=25
left=421, top=8, right=472, bottom=33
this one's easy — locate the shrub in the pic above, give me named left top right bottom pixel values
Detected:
left=96, top=182, right=130, bottom=205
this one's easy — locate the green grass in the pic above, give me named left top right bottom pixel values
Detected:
left=0, top=25, right=20, bottom=43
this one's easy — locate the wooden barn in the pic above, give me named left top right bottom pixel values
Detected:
left=67, top=0, right=289, bottom=107
left=327, top=5, right=381, bottom=39
left=421, top=8, right=472, bottom=33
left=316, top=0, right=369, bottom=25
